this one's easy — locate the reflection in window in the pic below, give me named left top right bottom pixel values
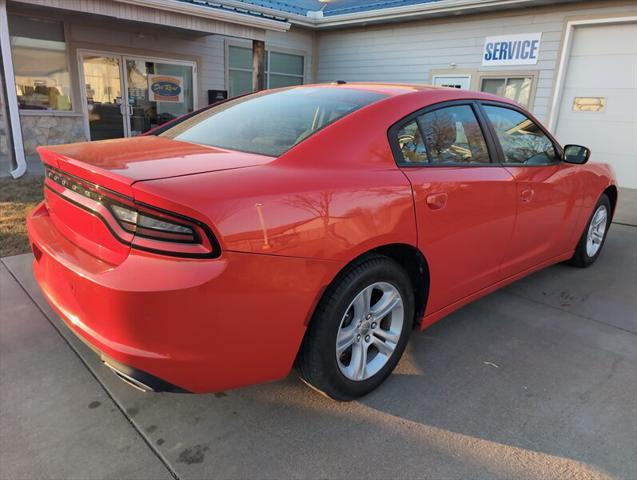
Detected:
left=126, top=60, right=194, bottom=136
left=480, top=77, right=532, bottom=107
left=419, top=105, right=490, bottom=164
left=228, top=46, right=304, bottom=97
left=397, top=120, right=427, bottom=164
left=9, top=15, right=72, bottom=111
left=483, top=105, right=557, bottom=165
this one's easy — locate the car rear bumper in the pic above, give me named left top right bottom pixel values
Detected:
left=27, top=201, right=334, bottom=393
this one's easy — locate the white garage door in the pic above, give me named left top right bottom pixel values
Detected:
left=554, top=22, right=637, bottom=189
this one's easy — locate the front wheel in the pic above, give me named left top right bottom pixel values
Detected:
left=568, top=193, right=611, bottom=268
left=297, top=256, right=414, bottom=401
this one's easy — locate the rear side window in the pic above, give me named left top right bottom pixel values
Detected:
left=419, top=105, right=490, bottom=165
left=397, top=120, right=427, bottom=163
left=483, top=105, right=557, bottom=165
left=393, top=104, right=491, bottom=166
left=160, top=87, right=387, bottom=157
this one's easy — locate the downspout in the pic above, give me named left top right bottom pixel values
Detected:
left=0, top=0, right=27, bottom=178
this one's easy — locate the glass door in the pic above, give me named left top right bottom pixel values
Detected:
left=80, top=52, right=196, bottom=140
left=80, top=54, right=126, bottom=140
left=125, top=59, right=194, bottom=136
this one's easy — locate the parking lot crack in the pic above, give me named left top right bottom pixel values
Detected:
left=502, top=288, right=637, bottom=336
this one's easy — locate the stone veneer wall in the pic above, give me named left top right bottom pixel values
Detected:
left=19, top=114, right=86, bottom=155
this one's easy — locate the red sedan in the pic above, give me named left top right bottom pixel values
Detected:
left=28, top=84, right=617, bottom=400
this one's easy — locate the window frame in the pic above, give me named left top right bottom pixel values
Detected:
left=477, top=71, right=538, bottom=109
left=225, top=40, right=306, bottom=97
left=476, top=100, right=563, bottom=167
left=266, top=50, right=304, bottom=87
left=388, top=100, right=501, bottom=168
left=226, top=44, right=254, bottom=97
left=8, top=12, right=76, bottom=113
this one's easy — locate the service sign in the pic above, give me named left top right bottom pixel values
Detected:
left=148, top=75, right=184, bottom=103
left=482, top=33, right=542, bottom=66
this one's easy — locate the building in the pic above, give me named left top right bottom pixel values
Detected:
left=1, top=0, right=635, bottom=188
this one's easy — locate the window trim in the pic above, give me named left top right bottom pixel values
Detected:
left=430, top=68, right=478, bottom=89
left=476, top=100, right=563, bottom=167
left=431, top=74, right=472, bottom=89
left=477, top=70, right=539, bottom=109
left=8, top=12, right=76, bottom=113
left=387, top=99, right=501, bottom=168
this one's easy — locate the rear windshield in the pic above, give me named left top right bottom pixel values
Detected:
left=160, top=87, right=387, bottom=157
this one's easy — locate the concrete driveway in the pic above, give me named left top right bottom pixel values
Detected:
left=1, top=221, right=636, bottom=480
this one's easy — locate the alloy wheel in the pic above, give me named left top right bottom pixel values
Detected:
left=586, top=205, right=608, bottom=257
left=335, top=282, right=404, bottom=381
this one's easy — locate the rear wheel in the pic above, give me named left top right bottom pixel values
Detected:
left=297, top=255, right=414, bottom=401
left=568, top=194, right=611, bottom=268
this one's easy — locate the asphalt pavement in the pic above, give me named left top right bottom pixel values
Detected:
left=1, top=218, right=635, bottom=480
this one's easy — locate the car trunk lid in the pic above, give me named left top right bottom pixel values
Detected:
left=38, top=136, right=272, bottom=264
left=39, top=136, right=273, bottom=194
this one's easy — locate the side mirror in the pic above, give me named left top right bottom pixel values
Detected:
left=563, top=144, right=590, bottom=164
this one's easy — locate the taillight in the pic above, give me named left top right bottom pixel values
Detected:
left=45, top=166, right=219, bottom=258
left=110, top=204, right=197, bottom=242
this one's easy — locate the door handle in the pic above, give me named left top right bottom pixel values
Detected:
left=520, top=188, right=534, bottom=203
left=426, top=192, right=448, bottom=210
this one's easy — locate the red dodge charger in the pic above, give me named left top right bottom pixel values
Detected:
left=28, top=84, right=617, bottom=400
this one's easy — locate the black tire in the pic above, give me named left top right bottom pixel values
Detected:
left=568, top=193, right=612, bottom=268
left=297, top=255, right=415, bottom=401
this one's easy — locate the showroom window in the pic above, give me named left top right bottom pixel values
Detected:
left=480, top=76, right=534, bottom=108
left=8, top=15, right=72, bottom=111
left=228, top=45, right=304, bottom=97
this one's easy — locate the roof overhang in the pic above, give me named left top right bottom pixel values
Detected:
left=114, top=0, right=291, bottom=31
left=223, top=0, right=582, bottom=29
left=310, top=0, right=580, bottom=29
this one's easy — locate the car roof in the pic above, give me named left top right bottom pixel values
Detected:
left=299, top=82, right=440, bottom=96
left=294, top=82, right=518, bottom=105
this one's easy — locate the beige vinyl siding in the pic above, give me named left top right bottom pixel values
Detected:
left=316, top=1, right=637, bottom=122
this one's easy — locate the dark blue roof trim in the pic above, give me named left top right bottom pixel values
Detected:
left=230, top=0, right=311, bottom=16
left=178, top=0, right=444, bottom=20
left=323, top=0, right=441, bottom=16
left=233, top=0, right=442, bottom=17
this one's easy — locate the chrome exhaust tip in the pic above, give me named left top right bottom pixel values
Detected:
left=104, top=361, right=155, bottom=392
left=100, top=355, right=189, bottom=393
